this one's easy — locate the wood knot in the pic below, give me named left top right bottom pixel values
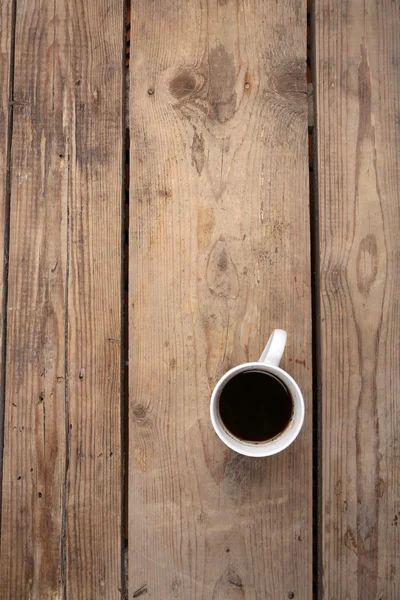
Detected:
left=264, top=54, right=307, bottom=118
left=227, top=567, right=244, bottom=589
left=197, top=205, right=215, bottom=253
left=328, top=267, right=341, bottom=295
left=169, top=68, right=204, bottom=101
left=218, top=253, right=228, bottom=271
left=191, top=131, right=205, bottom=175
left=272, top=57, right=306, bottom=95
left=132, top=404, right=149, bottom=426
left=171, top=579, right=181, bottom=597
left=356, top=233, right=378, bottom=296
left=170, top=71, right=197, bottom=99
left=158, top=188, right=172, bottom=198
left=376, top=478, right=385, bottom=498
left=344, top=527, right=357, bottom=554
left=213, top=565, right=245, bottom=598
left=208, top=45, right=237, bottom=123
left=206, top=238, right=239, bottom=299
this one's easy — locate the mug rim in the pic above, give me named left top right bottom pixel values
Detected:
left=210, top=361, right=304, bottom=457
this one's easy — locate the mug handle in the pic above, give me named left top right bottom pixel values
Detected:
left=259, top=329, right=287, bottom=367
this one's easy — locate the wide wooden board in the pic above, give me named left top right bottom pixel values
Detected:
left=129, top=0, right=312, bottom=597
left=316, top=0, right=400, bottom=597
left=0, top=1, right=124, bottom=598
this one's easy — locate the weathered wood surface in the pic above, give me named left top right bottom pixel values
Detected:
left=65, top=1, right=124, bottom=597
left=129, top=0, right=312, bottom=598
left=1, top=0, right=398, bottom=596
left=316, top=0, right=400, bottom=597
left=0, top=1, right=68, bottom=595
left=0, top=0, right=13, bottom=479
left=0, top=1, right=124, bottom=598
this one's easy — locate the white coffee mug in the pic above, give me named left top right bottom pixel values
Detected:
left=210, top=329, right=304, bottom=457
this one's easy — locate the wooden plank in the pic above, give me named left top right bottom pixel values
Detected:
left=64, top=1, right=124, bottom=597
left=129, top=1, right=312, bottom=598
left=316, top=0, right=400, bottom=597
left=0, top=0, right=13, bottom=477
left=0, top=1, right=124, bottom=598
left=0, top=1, right=68, bottom=596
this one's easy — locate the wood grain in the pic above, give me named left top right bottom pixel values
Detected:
left=316, top=0, right=400, bottom=597
left=0, top=1, right=68, bottom=596
left=64, top=1, right=124, bottom=598
left=0, top=0, right=13, bottom=483
left=0, top=1, right=124, bottom=598
left=129, top=0, right=312, bottom=598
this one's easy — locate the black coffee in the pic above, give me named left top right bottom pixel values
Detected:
left=218, top=370, right=293, bottom=442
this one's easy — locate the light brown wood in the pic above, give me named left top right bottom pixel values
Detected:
left=0, top=1, right=68, bottom=596
left=0, top=0, right=12, bottom=465
left=316, top=0, right=400, bottom=597
left=129, top=0, right=312, bottom=598
left=0, top=1, right=124, bottom=598
left=64, top=1, right=124, bottom=597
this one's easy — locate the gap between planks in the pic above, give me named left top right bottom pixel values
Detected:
left=121, top=0, right=131, bottom=596
left=308, top=0, right=323, bottom=597
left=0, top=0, right=17, bottom=544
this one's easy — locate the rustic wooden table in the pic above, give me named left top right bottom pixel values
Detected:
left=0, top=0, right=398, bottom=598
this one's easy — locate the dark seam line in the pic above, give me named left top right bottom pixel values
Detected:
left=0, top=0, right=18, bottom=543
left=61, top=144, right=71, bottom=600
left=120, top=127, right=129, bottom=599
left=121, top=0, right=130, bottom=596
left=309, top=1, right=322, bottom=598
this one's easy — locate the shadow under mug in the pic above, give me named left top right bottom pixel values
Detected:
left=210, top=330, right=305, bottom=457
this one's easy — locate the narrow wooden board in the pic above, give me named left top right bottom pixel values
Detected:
left=0, top=1, right=68, bottom=596
left=129, top=1, right=312, bottom=598
left=0, top=1, right=124, bottom=598
left=65, top=1, right=124, bottom=597
left=0, top=0, right=13, bottom=476
left=316, top=0, right=400, bottom=597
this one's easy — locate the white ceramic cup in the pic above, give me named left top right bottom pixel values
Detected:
left=210, top=329, right=304, bottom=457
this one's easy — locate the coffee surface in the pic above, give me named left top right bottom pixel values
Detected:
left=218, top=370, right=293, bottom=442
